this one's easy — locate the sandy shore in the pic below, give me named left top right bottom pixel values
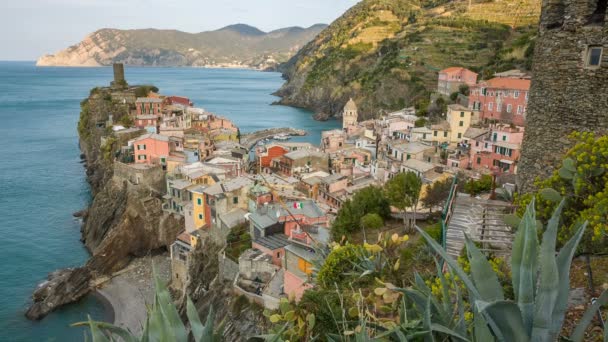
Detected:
left=94, top=254, right=172, bottom=335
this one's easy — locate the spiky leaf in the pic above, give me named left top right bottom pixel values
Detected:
left=465, top=235, right=504, bottom=302
left=477, top=301, right=530, bottom=342
left=570, top=290, right=608, bottom=342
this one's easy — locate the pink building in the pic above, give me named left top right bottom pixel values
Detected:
left=437, top=67, right=478, bottom=96
left=468, top=125, right=524, bottom=174
left=321, top=129, right=347, bottom=153
left=468, top=78, right=531, bottom=126
left=132, top=133, right=171, bottom=165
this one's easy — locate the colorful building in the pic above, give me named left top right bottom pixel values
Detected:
left=136, top=97, right=163, bottom=115
left=437, top=67, right=478, bottom=96
left=468, top=77, right=531, bottom=126
left=131, top=133, right=171, bottom=165
left=446, top=104, right=475, bottom=143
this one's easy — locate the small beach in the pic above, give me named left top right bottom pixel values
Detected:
left=94, top=254, right=172, bottom=335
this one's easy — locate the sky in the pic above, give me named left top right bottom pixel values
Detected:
left=0, top=0, right=360, bottom=60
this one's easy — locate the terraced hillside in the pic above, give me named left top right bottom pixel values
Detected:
left=276, top=0, right=540, bottom=119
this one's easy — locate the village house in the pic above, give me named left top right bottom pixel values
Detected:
left=446, top=104, right=475, bottom=143
left=317, top=174, right=348, bottom=210
left=131, top=133, right=171, bottom=166
left=136, top=97, right=163, bottom=116
left=203, top=176, right=253, bottom=243
left=387, top=141, right=435, bottom=163
left=437, top=67, right=478, bottom=96
left=164, top=95, right=193, bottom=107
left=321, top=129, right=347, bottom=153
left=272, top=150, right=329, bottom=176
left=468, top=77, right=531, bottom=126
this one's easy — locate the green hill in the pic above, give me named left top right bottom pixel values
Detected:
left=276, top=0, right=540, bottom=119
left=37, top=24, right=327, bottom=69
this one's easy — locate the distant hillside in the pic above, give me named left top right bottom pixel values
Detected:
left=276, top=0, right=540, bottom=119
left=36, top=24, right=327, bottom=69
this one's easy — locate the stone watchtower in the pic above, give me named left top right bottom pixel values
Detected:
left=518, top=0, right=608, bottom=191
left=111, top=63, right=127, bottom=89
left=342, top=98, right=359, bottom=133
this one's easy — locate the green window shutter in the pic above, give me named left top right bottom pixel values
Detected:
left=197, top=198, right=202, bottom=205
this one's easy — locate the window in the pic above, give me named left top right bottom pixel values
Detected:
left=477, top=157, right=481, bottom=165
left=459, top=121, right=464, bottom=127
left=458, top=133, right=462, bottom=139
left=514, top=90, right=520, bottom=98
left=497, top=103, right=502, bottom=112
left=481, top=88, right=487, bottom=95
left=198, top=214, right=203, bottom=220
left=423, top=133, right=427, bottom=139
left=277, top=252, right=281, bottom=258
left=233, top=197, right=238, bottom=204
left=517, top=105, right=523, bottom=114
left=460, top=112, right=465, bottom=117
left=502, top=135, right=507, bottom=141
left=197, top=198, right=202, bottom=205
left=434, top=131, right=438, bottom=137
left=485, top=142, right=489, bottom=148
left=585, top=46, right=603, bottom=68
left=407, top=154, right=411, bottom=160
left=488, top=102, right=493, bottom=110
left=506, top=104, right=513, bottom=113
left=444, top=132, right=448, bottom=138
left=493, top=133, right=497, bottom=142
left=525, top=92, right=529, bottom=100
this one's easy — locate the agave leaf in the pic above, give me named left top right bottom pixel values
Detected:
left=454, top=279, right=467, bottom=336
left=465, top=235, right=504, bottom=302
left=510, top=200, right=538, bottom=335
left=539, top=188, right=562, bottom=203
left=477, top=300, right=530, bottom=342
left=86, top=315, right=111, bottom=342
left=531, top=200, right=565, bottom=341
left=154, top=272, right=187, bottom=341
left=430, top=323, right=471, bottom=341
left=72, top=320, right=137, bottom=342
left=471, top=289, right=495, bottom=342
left=549, top=221, right=587, bottom=339
left=148, top=296, right=171, bottom=342
left=423, top=296, right=436, bottom=342
left=186, top=298, right=204, bottom=342
left=569, top=290, right=608, bottom=342
left=415, top=226, right=481, bottom=300
left=201, top=305, right=216, bottom=341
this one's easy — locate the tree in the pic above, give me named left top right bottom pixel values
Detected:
left=463, top=174, right=493, bottom=196
left=360, top=213, right=384, bottom=241
left=414, top=117, right=427, bottom=127
left=384, top=172, right=422, bottom=231
left=332, top=186, right=390, bottom=239
left=458, top=84, right=470, bottom=96
left=421, top=177, right=453, bottom=213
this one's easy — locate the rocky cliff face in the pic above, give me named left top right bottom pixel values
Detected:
left=276, top=0, right=539, bottom=120
left=178, top=243, right=269, bottom=341
left=37, top=25, right=327, bottom=68
left=26, top=88, right=182, bottom=320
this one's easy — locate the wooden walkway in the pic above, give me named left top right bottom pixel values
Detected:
left=444, top=194, right=514, bottom=258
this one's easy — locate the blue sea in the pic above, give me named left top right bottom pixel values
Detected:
left=0, top=61, right=339, bottom=341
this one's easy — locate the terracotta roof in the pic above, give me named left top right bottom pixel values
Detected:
left=440, top=67, right=477, bottom=75
left=483, top=77, right=531, bottom=90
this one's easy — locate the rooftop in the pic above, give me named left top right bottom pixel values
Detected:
left=464, top=127, right=490, bottom=139
left=402, top=159, right=436, bottom=173
left=131, top=132, right=170, bottom=143
left=284, top=150, right=327, bottom=160
left=481, top=77, right=531, bottom=91
left=440, top=67, right=477, bottom=75
left=136, top=97, right=163, bottom=103
left=254, top=234, right=290, bottom=250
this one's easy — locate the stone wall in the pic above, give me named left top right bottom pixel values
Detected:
left=218, top=249, right=239, bottom=282
left=518, top=0, right=608, bottom=191
left=113, top=162, right=166, bottom=194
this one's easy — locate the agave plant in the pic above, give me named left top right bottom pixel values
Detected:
left=411, top=199, right=607, bottom=341
left=75, top=273, right=223, bottom=341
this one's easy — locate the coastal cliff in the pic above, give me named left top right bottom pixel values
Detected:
left=26, top=87, right=182, bottom=320
left=36, top=24, right=326, bottom=69
left=276, top=0, right=539, bottom=120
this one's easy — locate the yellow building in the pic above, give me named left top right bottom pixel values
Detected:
left=191, top=187, right=207, bottom=230
left=430, top=121, right=451, bottom=145
left=447, top=104, right=474, bottom=143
